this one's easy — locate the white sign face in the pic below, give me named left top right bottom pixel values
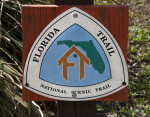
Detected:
left=24, top=7, right=128, bottom=101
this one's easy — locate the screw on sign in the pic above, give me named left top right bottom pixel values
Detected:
left=22, top=0, right=128, bottom=117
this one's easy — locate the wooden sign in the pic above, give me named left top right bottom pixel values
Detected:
left=22, top=5, right=128, bottom=101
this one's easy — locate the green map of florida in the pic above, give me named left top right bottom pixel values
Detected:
left=57, top=40, right=105, bottom=74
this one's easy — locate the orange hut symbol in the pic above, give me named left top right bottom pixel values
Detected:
left=58, top=45, right=90, bottom=80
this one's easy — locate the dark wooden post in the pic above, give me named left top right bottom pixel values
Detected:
left=58, top=101, right=97, bottom=117
left=55, top=0, right=94, bottom=5
left=55, top=1, right=97, bottom=117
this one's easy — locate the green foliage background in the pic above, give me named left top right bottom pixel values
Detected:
left=0, top=0, right=150, bottom=117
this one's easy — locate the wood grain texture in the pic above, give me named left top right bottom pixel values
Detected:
left=22, top=5, right=128, bottom=101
